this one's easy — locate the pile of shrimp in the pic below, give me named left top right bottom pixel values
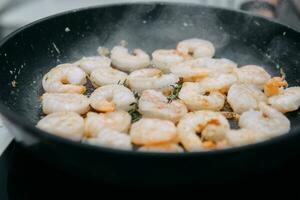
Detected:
left=36, top=38, right=300, bottom=152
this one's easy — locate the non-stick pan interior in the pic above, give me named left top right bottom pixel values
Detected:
left=0, top=3, right=300, bottom=129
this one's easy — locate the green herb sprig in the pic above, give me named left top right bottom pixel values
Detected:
left=167, top=81, right=183, bottom=103
left=128, top=91, right=142, bottom=123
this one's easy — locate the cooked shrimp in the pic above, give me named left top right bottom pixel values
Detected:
left=227, top=84, right=267, bottom=114
left=151, top=49, right=185, bottom=73
left=111, top=46, right=150, bottom=72
left=42, top=64, right=87, bottom=94
left=197, top=73, right=237, bottom=93
left=76, top=56, right=111, bottom=74
left=198, top=58, right=238, bottom=75
left=177, top=111, right=230, bottom=151
left=89, top=67, right=128, bottom=87
left=138, top=143, right=184, bottom=153
left=226, top=128, right=262, bottom=147
left=85, top=128, right=132, bottom=150
left=264, top=77, right=288, bottom=97
left=36, top=112, right=84, bottom=141
left=234, top=65, right=271, bottom=88
left=239, top=102, right=290, bottom=138
left=84, top=111, right=131, bottom=138
left=176, top=38, right=215, bottom=58
left=178, top=82, right=225, bottom=111
left=89, top=84, right=136, bottom=112
left=138, top=89, right=187, bottom=123
left=268, top=87, right=300, bottom=113
left=127, top=68, right=179, bottom=93
left=42, top=93, right=90, bottom=115
left=130, top=118, right=177, bottom=145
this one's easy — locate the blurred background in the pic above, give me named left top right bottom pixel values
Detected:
left=0, top=0, right=299, bottom=39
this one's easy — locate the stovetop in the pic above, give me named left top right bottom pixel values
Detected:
left=1, top=141, right=300, bottom=199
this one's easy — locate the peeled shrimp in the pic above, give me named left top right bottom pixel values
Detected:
left=84, top=111, right=131, bottom=138
left=127, top=68, right=179, bottom=93
left=76, top=56, right=111, bottom=74
left=89, top=84, right=136, bottom=112
left=264, top=77, right=288, bottom=97
left=178, top=82, right=225, bottom=111
left=177, top=111, right=230, bottom=151
left=89, top=67, right=128, bottom=87
left=36, top=112, right=84, bottom=141
left=42, top=93, right=90, bottom=115
left=197, top=73, right=237, bottom=93
left=227, top=84, right=267, bottom=114
left=151, top=49, right=185, bottom=73
left=234, top=65, right=271, bottom=88
left=138, top=143, right=184, bottom=153
left=268, top=87, right=300, bottom=113
left=85, top=128, right=132, bottom=150
left=176, top=38, right=215, bottom=58
left=138, top=89, right=187, bottom=123
left=42, top=64, right=87, bottom=94
left=130, top=118, right=177, bottom=145
left=226, top=129, right=262, bottom=147
left=111, top=46, right=150, bottom=72
left=239, top=102, right=290, bottom=138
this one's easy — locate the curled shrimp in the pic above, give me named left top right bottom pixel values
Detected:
left=234, top=65, right=271, bottom=89
left=127, top=68, right=179, bottom=93
left=111, top=46, right=150, bottom=72
left=176, top=38, right=215, bottom=58
left=42, top=64, right=87, bottom=94
left=226, top=128, right=263, bottom=147
left=76, top=56, right=111, bottom=74
left=264, top=77, right=288, bottom=97
left=84, top=111, right=131, bottom=138
left=178, top=82, right=225, bottom=111
left=177, top=111, right=230, bottom=152
left=268, top=87, right=300, bottom=113
left=36, top=112, right=84, bottom=141
left=138, top=89, right=187, bottom=123
left=151, top=49, right=185, bottom=73
left=138, top=143, right=184, bottom=153
left=85, top=128, right=132, bottom=150
left=42, top=93, right=90, bottom=115
left=197, top=73, right=237, bottom=93
left=89, top=67, right=128, bottom=87
left=239, top=102, right=291, bottom=139
left=130, top=118, right=177, bottom=145
left=89, top=84, right=136, bottom=112
left=227, top=84, right=267, bottom=114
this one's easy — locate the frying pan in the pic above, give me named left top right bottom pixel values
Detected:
left=0, top=2, right=300, bottom=185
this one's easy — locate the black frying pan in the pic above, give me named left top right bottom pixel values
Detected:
left=0, top=2, right=300, bottom=185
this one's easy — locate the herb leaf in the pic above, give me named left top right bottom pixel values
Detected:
left=167, top=81, right=183, bottom=103
left=128, top=91, right=142, bottom=122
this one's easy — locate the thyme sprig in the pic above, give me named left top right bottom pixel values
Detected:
left=167, top=81, right=183, bottom=103
left=128, top=91, right=142, bottom=122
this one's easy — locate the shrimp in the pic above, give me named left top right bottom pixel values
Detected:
left=130, top=118, right=177, bottom=145
left=268, top=87, right=300, bottom=113
left=127, top=68, right=179, bottom=93
left=84, top=111, right=131, bottom=138
left=227, top=84, right=267, bottom=114
left=178, top=82, right=225, bottom=111
left=239, top=102, right=291, bottom=139
left=170, top=58, right=237, bottom=82
left=42, top=64, right=87, bottom=94
left=138, top=143, right=184, bottom=153
left=76, top=56, right=111, bottom=74
left=85, top=128, right=132, bottom=150
left=234, top=65, right=271, bottom=89
left=264, top=77, right=288, bottom=97
left=226, top=128, right=263, bottom=147
left=41, top=93, right=90, bottom=115
left=176, top=38, right=215, bottom=58
left=89, top=67, right=128, bottom=87
left=177, top=111, right=230, bottom=151
left=197, top=73, right=237, bottom=93
left=111, top=46, right=150, bottom=72
left=151, top=49, right=185, bottom=73
left=138, top=89, right=187, bottom=123
left=36, top=112, right=84, bottom=141
left=89, top=84, right=136, bottom=112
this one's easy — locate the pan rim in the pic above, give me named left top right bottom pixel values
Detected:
left=0, top=1, right=299, bottom=157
